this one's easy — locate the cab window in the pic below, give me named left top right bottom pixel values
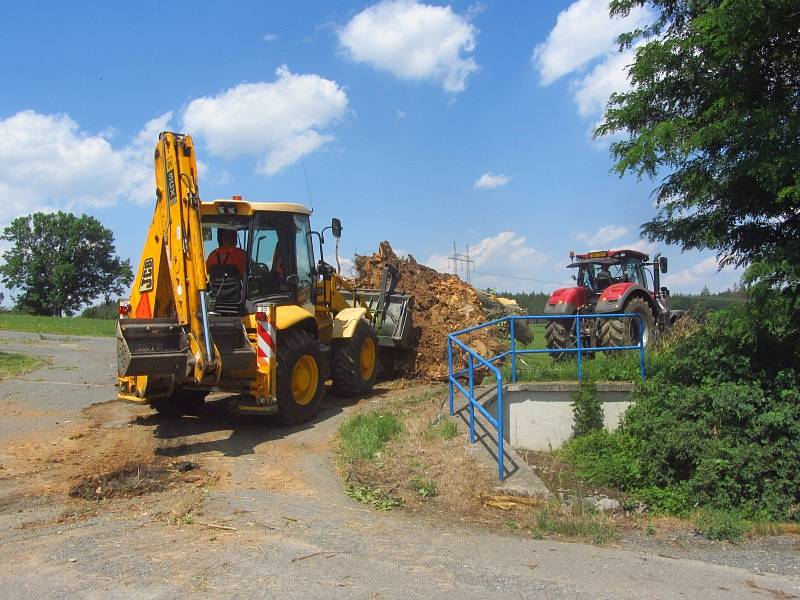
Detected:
left=293, top=215, right=315, bottom=306
left=247, top=213, right=292, bottom=300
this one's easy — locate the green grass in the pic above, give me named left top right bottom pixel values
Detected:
left=337, top=411, right=403, bottom=463
left=423, top=418, right=458, bottom=441
left=499, top=323, right=644, bottom=382
left=0, top=351, right=46, bottom=379
left=0, top=313, right=116, bottom=337
left=345, top=485, right=405, bottom=510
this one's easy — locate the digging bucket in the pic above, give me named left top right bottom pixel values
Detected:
left=117, top=319, right=189, bottom=378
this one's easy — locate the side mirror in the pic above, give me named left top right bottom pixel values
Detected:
left=285, top=274, right=299, bottom=289
left=331, top=218, right=342, bottom=239
left=659, top=256, right=668, bottom=273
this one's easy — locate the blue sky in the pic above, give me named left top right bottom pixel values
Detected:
left=0, top=0, right=739, bottom=295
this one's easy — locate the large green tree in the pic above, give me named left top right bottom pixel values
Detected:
left=598, top=0, right=800, bottom=292
left=0, top=212, right=133, bottom=316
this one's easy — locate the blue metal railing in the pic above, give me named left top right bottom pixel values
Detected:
left=447, top=313, right=646, bottom=481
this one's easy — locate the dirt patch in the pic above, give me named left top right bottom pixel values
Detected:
left=353, top=242, right=505, bottom=380
left=68, top=458, right=208, bottom=501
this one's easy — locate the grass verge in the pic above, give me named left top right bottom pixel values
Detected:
left=335, top=385, right=624, bottom=545
left=0, top=351, right=46, bottom=379
left=0, top=313, right=115, bottom=337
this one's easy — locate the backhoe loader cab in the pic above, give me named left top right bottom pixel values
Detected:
left=116, top=132, right=385, bottom=424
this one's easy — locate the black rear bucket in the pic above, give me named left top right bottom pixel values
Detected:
left=117, top=319, right=189, bottom=379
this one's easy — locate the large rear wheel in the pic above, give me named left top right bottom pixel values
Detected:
left=545, top=318, right=575, bottom=360
left=332, top=319, right=380, bottom=397
left=599, top=297, right=655, bottom=349
left=276, top=329, right=325, bottom=424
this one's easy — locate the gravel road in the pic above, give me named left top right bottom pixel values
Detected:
left=0, top=331, right=797, bottom=599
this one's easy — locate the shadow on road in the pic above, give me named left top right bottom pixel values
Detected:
left=132, top=385, right=372, bottom=459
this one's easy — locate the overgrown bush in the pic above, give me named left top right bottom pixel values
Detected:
left=81, top=300, right=118, bottom=320
left=571, top=380, right=603, bottom=437
left=563, top=299, right=800, bottom=523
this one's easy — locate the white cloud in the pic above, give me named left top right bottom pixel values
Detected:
left=396, top=109, right=407, bottom=119
left=263, top=33, right=279, bottom=42
left=534, top=0, right=651, bottom=122
left=664, top=256, right=719, bottom=287
left=182, top=65, right=348, bottom=175
left=533, top=0, right=649, bottom=85
left=0, top=109, right=171, bottom=222
left=338, top=0, right=479, bottom=93
left=473, top=172, right=511, bottom=190
left=573, top=48, right=636, bottom=117
left=426, top=231, right=548, bottom=292
left=576, top=224, right=629, bottom=247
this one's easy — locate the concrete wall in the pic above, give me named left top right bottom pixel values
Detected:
left=483, top=382, right=634, bottom=451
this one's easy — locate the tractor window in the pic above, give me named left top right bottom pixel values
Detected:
left=202, top=218, right=249, bottom=276
left=247, top=213, right=293, bottom=300
left=293, top=215, right=315, bottom=307
left=621, top=259, right=644, bottom=285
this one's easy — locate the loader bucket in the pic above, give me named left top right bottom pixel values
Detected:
left=117, top=319, right=189, bottom=379
left=341, top=289, right=416, bottom=350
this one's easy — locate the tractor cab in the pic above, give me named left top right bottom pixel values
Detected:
left=200, top=199, right=321, bottom=316
left=569, top=250, right=652, bottom=297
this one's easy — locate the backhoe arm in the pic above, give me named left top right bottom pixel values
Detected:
left=117, top=132, right=220, bottom=401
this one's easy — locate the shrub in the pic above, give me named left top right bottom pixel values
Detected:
left=563, top=297, right=800, bottom=522
left=571, top=380, right=603, bottom=437
left=693, top=509, right=749, bottom=542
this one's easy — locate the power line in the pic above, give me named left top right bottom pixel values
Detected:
left=449, top=241, right=475, bottom=284
left=471, top=269, right=569, bottom=286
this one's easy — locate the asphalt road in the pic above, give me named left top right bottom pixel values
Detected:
left=0, top=331, right=797, bottom=599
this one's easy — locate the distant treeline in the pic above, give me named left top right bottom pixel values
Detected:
left=498, top=285, right=748, bottom=315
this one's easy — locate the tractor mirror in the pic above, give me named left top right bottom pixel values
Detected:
left=331, top=218, right=342, bottom=239
left=659, top=256, right=668, bottom=273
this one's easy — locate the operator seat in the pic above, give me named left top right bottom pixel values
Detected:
left=594, top=270, right=612, bottom=290
left=209, top=263, right=243, bottom=307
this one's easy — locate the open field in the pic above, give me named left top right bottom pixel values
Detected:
left=0, top=313, right=115, bottom=337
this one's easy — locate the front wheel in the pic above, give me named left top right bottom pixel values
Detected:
left=332, top=319, right=380, bottom=397
left=544, top=318, right=575, bottom=360
left=599, top=297, right=655, bottom=349
left=276, top=329, right=325, bottom=424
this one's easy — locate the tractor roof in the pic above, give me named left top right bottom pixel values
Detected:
left=201, top=198, right=311, bottom=217
left=573, top=249, right=650, bottom=262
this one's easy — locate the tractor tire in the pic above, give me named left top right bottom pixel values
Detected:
left=545, top=318, right=575, bottom=360
left=276, top=328, right=325, bottom=425
left=151, top=389, right=207, bottom=416
left=332, top=319, right=380, bottom=397
left=599, top=297, right=655, bottom=349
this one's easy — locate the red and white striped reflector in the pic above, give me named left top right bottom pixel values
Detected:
left=256, top=306, right=276, bottom=367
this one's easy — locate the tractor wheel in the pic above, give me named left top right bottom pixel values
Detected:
left=545, top=318, right=575, bottom=360
left=276, top=328, right=325, bottom=425
left=332, top=319, right=380, bottom=397
left=600, top=297, right=655, bottom=349
left=151, top=389, right=207, bottom=416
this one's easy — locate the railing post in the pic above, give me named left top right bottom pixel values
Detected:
left=510, top=317, right=517, bottom=383
left=638, top=313, right=646, bottom=381
left=497, top=372, right=504, bottom=481
left=576, top=313, right=583, bottom=382
left=468, top=353, right=475, bottom=444
left=447, top=336, right=455, bottom=415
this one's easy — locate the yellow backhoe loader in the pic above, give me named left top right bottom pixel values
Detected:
left=117, top=132, right=415, bottom=423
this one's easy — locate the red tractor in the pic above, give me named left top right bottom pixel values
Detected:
left=543, top=249, right=683, bottom=355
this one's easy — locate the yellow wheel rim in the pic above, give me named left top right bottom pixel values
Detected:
left=291, top=355, right=318, bottom=406
left=360, top=337, right=376, bottom=381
